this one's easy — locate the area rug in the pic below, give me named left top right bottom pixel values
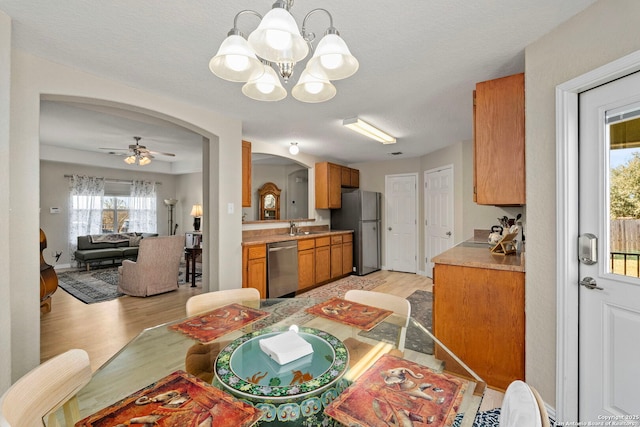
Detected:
left=57, top=263, right=200, bottom=304
left=357, top=289, right=434, bottom=355
left=296, top=274, right=385, bottom=298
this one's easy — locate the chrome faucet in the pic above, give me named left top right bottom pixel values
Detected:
left=289, top=220, right=297, bottom=235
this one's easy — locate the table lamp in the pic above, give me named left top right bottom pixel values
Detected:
left=190, top=204, right=203, bottom=232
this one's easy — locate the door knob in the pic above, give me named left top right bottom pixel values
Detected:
left=446, top=231, right=452, bottom=236
left=388, top=227, right=392, bottom=231
left=580, top=277, right=603, bottom=290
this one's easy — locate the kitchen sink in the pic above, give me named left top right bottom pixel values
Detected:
left=285, top=230, right=327, bottom=236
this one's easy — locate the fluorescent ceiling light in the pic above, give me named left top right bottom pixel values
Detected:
left=343, top=117, right=396, bottom=144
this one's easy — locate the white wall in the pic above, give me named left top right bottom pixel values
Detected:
left=39, top=160, right=181, bottom=267
left=525, top=0, right=640, bottom=404
left=0, top=10, right=12, bottom=392
left=5, top=49, right=242, bottom=384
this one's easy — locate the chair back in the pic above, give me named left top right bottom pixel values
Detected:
left=0, top=349, right=91, bottom=427
left=344, top=290, right=411, bottom=351
left=499, top=380, right=546, bottom=427
left=186, top=287, right=261, bottom=317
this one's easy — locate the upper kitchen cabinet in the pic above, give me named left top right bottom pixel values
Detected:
left=316, top=162, right=360, bottom=209
left=474, top=73, right=525, bottom=206
left=242, top=140, right=252, bottom=208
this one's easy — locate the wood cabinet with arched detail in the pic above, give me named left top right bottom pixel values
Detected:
left=258, top=182, right=281, bottom=220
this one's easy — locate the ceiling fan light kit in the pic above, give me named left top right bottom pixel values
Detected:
left=210, top=0, right=358, bottom=103
left=343, top=117, right=396, bottom=144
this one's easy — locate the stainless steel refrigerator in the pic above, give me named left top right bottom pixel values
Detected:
left=331, top=190, right=382, bottom=275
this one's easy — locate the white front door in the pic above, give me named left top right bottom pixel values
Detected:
left=385, top=174, right=417, bottom=273
left=579, top=71, right=640, bottom=423
left=424, top=166, right=454, bottom=276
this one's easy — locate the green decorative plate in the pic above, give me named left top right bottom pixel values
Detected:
left=215, top=326, right=348, bottom=402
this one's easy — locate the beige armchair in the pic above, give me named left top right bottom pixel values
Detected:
left=117, top=235, right=184, bottom=297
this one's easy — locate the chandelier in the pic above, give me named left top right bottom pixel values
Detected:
left=209, top=0, right=359, bottom=103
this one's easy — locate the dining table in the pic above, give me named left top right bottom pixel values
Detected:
left=66, top=296, right=486, bottom=427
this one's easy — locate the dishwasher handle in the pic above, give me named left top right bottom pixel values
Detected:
left=268, top=246, right=295, bottom=253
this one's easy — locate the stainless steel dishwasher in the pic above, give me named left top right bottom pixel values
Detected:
left=267, top=240, right=298, bottom=298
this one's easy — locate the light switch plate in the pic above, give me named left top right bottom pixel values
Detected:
left=227, top=203, right=234, bottom=214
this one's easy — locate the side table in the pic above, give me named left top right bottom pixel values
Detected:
left=184, top=246, right=202, bottom=287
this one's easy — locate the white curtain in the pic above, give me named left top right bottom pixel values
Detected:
left=129, top=180, right=157, bottom=233
left=68, top=175, right=105, bottom=257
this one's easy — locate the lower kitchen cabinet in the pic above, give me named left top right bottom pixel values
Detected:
left=433, top=263, right=525, bottom=390
left=342, top=234, right=353, bottom=275
left=315, top=237, right=331, bottom=284
left=330, top=235, right=343, bottom=279
left=298, top=238, right=315, bottom=292
left=242, top=244, right=266, bottom=298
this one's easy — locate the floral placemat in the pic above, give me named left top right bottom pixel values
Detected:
left=169, top=303, right=270, bottom=343
left=305, top=297, right=392, bottom=331
left=75, top=370, right=263, bottom=427
left=325, top=354, right=468, bottom=427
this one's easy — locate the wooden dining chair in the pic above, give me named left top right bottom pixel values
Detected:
left=344, top=289, right=411, bottom=351
left=184, top=287, right=261, bottom=383
left=185, top=287, right=260, bottom=317
left=0, top=349, right=92, bottom=427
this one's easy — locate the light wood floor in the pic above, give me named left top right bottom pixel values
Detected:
left=40, top=269, right=502, bottom=410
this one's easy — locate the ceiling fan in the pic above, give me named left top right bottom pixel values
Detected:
left=101, top=136, right=176, bottom=166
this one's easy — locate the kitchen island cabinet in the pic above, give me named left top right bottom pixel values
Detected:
left=432, top=244, right=525, bottom=390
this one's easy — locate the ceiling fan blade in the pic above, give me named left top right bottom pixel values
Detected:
left=149, top=151, right=176, bottom=157
left=100, top=147, right=130, bottom=151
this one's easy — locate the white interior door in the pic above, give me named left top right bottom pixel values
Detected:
left=424, top=166, right=454, bottom=276
left=579, top=71, right=640, bottom=423
left=385, top=174, right=417, bottom=273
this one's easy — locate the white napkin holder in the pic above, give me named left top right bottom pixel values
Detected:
left=259, top=329, right=313, bottom=365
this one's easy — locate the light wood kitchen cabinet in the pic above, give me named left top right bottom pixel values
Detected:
left=242, top=244, right=266, bottom=298
left=315, top=162, right=342, bottom=209
left=242, top=140, right=252, bottom=208
left=433, top=263, right=525, bottom=390
left=473, top=73, right=525, bottom=206
left=298, top=238, right=315, bottom=292
left=342, top=233, right=353, bottom=275
left=341, top=166, right=360, bottom=188
left=316, top=163, right=360, bottom=209
left=315, top=236, right=331, bottom=284
left=330, top=234, right=343, bottom=279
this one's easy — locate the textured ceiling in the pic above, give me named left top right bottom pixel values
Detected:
left=2, top=0, right=597, bottom=170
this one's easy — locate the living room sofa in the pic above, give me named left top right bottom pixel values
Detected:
left=74, top=232, right=159, bottom=271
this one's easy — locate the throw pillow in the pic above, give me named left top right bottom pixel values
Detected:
left=129, top=235, right=142, bottom=247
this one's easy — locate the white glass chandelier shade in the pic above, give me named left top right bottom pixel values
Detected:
left=292, top=68, right=336, bottom=103
left=242, top=64, right=287, bottom=101
left=289, top=142, right=299, bottom=155
left=248, top=8, right=308, bottom=63
left=306, top=33, right=359, bottom=80
left=209, top=34, right=264, bottom=82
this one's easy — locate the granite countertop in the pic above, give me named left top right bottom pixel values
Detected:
left=242, top=229, right=353, bottom=245
left=432, top=240, right=525, bottom=272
